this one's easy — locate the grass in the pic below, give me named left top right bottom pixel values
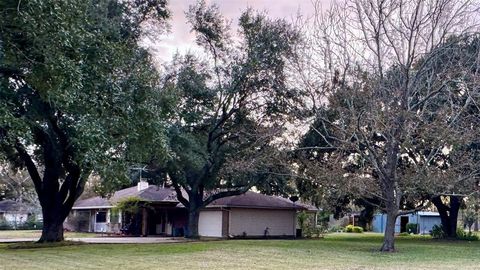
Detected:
left=0, top=230, right=99, bottom=239
left=6, top=241, right=86, bottom=250
left=0, top=233, right=479, bottom=270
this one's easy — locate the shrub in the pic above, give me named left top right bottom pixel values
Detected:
left=398, top=232, right=410, bottom=237
left=353, top=226, right=363, bottom=233
left=304, top=225, right=327, bottom=238
left=430, top=224, right=445, bottom=239
left=463, top=209, right=477, bottom=232
left=406, top=223, right=418, bottom=234
left=0, top=220, right=13, bottom=230
left=329, top=225, right=344, bottom=232
left=456, top=228, right=479, bottom=241
left=114, top=197, right=150, bottom=214
left=317, top=211, right=330, bottom=228
left=65, top=214, right=89, bottom=232
left=18, top=215, right=43, bottom=230
left=297, top=211, right=309, bottom=231
left=345, top=225, right=363, bottom=233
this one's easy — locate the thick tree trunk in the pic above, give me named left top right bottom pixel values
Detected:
left=14, top=120, right=86, bottom=243
left=431, top=195, right=461, bottom=238
left=474, top=205, right=479, bottom=232
left=186, top=208, right=200, bottom=239
left=380, top=208, right=397, bottom=252
left=39, top=207, right=65, bottom=242
left=447, top=197, right=460, bottom=237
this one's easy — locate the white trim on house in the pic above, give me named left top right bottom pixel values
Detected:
left=72, top=206, right=113, bottom=210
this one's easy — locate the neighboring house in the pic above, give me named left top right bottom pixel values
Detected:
left=68, top=181, right=317, bottom=238
left=372, top=211, right=441, bottom=234
left=0, top=200, right=40, bottom=228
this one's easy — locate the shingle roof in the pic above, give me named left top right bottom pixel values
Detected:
left=0, top=200, right=30, bottom=213
left=73, top=186, right=317, bottom=211
left=206, top=192, right=312, bottom=210
left=73, top=196, right=111, bottom=209
left=73, top=185, right=178, bottom=209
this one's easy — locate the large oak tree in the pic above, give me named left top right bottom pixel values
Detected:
left=155, top=1, right=300, bottom=238
left=0, top=0, right=169, bottom=242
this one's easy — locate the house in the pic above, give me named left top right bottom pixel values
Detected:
left=372, top=211, right=442, bottom=234
left=67, top=181, right=317, bottom=238
left=0, top=200, right=40, bottom=229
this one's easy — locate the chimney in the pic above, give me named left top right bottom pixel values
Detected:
left=137, top=179, right=149, bottom=191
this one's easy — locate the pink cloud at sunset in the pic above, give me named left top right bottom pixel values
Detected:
left=142, top=0, right=331, bottom=62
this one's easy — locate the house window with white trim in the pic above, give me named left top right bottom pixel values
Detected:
left=96, top=211, right=107, bottom=223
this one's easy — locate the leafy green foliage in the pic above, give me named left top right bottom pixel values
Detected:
left=298, top=211, right=326, bottom=238
left=113, top=197, right=150, bottom=214
left=406, top=223, right=418, bottom=234
left=431, top=225, right=446, bottom=239
left=345, top=225, right=363, bottom=233
left=0, top=0, right=169, bottom=241
left=0, top=215, right=12, bottom=230
left=150, top=1, right=300, bottom=231
left=152, top=2, right=301, bottom=237
left=297, top=211, right=309, bottom=230
left=456, top=228, right=479, bottom=241
left=462, top=208, right=478, bottom=232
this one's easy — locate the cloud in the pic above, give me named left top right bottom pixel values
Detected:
left=142, top=0, right=328, bottom=63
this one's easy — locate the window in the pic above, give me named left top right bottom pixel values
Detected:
left=96, top=211, right=107, bottom=223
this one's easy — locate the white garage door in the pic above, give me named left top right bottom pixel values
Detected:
left=229, top=209, right=295, bottom=237
left=198, top=211, right=223, bottom=237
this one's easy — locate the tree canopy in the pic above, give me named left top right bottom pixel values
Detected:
left=0, top=0, right=169, bottom=242
left=293, top=0, right=480, bottom=251
left=152, top=1, right=300, bottom=238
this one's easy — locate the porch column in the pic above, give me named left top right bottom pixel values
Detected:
left=142, top=208, right=148, bottom=236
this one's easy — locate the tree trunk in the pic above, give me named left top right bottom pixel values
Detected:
left=38, top=207, right=65, bottom=242
left=186, top=208, right=200, bottom=239
left=448, top=196, right=460, bottom=237
left=380, top=208, right=397, bottom=252
left=431, top=195, right=461, bottom=238
left=474, top=205, right=479, bottom=232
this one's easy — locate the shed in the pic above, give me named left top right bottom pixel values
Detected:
left=372, top=211, right=441, bottom=234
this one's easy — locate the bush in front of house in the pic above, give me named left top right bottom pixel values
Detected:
left=303, top=225, right=327, bottom=238
left=406, top=223, right=418, bottom=234
left=0, top=220, right=13, bottom=230
left=18, top=215, right=43, bottom=230
left=345, top=225, right=363, bottom=233
left=456, top=228, right=479, bottom=241
left=430, top=224, right=445, bottom=239
left=353, top=226, right=363, bottom=233
left=328, top=225, right=345, bottom=233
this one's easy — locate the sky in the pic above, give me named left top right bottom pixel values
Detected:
left=143, top=0, right=327, bottom=62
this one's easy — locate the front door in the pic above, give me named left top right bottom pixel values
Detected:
left=400, top=216, right=409, bottom=233
left=94, top=210, right=108, bottom=232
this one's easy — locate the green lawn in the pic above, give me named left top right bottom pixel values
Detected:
left=0, top=230, right=98, bottom=239
left=0, top=233, right=479, bottom=270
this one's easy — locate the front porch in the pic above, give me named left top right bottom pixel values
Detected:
left=136, top=206, right=187, bottom=237
left=68, top=203, right=188, bottom=237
